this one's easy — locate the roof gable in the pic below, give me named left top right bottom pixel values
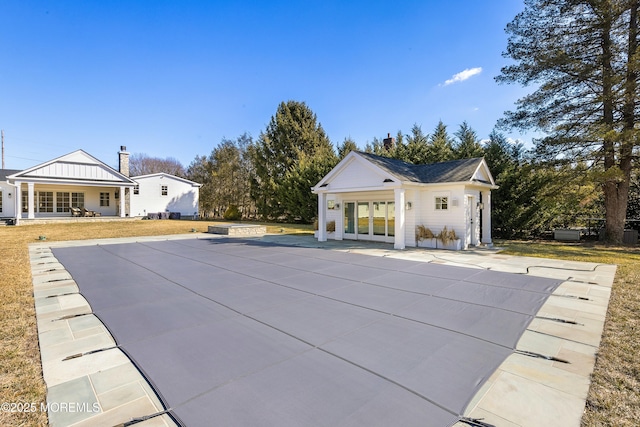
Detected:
left=132, top=173, right=202, bottom=187
left=469, top=159, right=495, bottom=186
left=7, top=150, right=135, bottom=184
left=314, top=152, right=496, bottom=191
left=313, top=151, right=398, bottom=191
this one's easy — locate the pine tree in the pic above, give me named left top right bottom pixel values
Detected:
left=497, top=0, right=640, bottom=243
left=251, top=100, right=336, bottom=220
left=337, top=137, right=358, bottom=159
left=453, top=121, right=484, bottom=159
left=427, top=121, right=454, bottom=163
left=405, top=123, right=430, bottom=164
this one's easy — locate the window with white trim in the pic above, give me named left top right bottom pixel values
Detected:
left=72, top=192, right=85, bottom=209
left=39, top=192, right=54, bottom=213
left=100, top=192, right=110, bottom=207
left=133, top=185, right=139, bottom=195
left=0, top=191, right=3, bottom=213
left=56, top=192, right=70, bottom=213
left=435, top=196, right=448, bottom=210
left=161, top=185, right=168, bottom=196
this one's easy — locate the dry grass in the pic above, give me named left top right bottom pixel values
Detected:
left=498, top=240, right=640, bottom=427
left=0, top=219, right=311, bottom=426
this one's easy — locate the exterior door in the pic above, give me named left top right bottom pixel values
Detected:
left=466, top=196, right=474, bottom=248
left=357, top=202, right=370, bottom=236
left=343, top=200, right=394, bottom=242
left=344, top=202, right=356, bottom=238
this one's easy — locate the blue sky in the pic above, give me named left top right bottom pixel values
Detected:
left=1, top=1, right=533, bottom=171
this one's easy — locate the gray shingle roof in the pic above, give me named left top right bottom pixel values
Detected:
left=356, top=152, right=485, bottom=184
left=0, top=169, right=22, bottom=181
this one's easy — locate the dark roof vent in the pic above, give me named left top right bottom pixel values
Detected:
left=383, top=178, right=394, bottom=183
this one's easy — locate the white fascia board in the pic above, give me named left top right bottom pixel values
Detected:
left=403, top=181, right=498, bottom=190
left=472, top=158, right=497, bottom=186
left=313, top=185, right=399, bottom=194
left=132, top=173, right=202, bottom=187
left=11, top=176, right=136, bottom=187
left=312, top=151, right=399, bottom=191
left=7, top=149, right=136, bottom=185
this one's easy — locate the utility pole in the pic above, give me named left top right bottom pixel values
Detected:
left=1, top=129, right=4, bottom=169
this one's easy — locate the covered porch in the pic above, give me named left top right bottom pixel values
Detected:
left=12, top=182, right=133, bottom=225
left=6, top=150, right=136, bottom=225
left=316, top=188, right=408, bottom=249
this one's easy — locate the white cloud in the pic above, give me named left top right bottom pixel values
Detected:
left=443, top=67, right=482, bottom=86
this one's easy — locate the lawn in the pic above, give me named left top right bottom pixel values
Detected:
left=0, top=219, right=312, bottom=426
left=498, top=241, right=640, bottom=427
left=0, top=223, right=636, bottom=426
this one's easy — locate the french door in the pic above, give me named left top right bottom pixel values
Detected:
left=344, top=201, right=395, bottom=242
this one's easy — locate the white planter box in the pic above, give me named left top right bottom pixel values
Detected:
left=416, top=238, right=462, bottom=250
left=441, top=239, right=462, bottom=251
left=417, top=238, right=437, bottom=248
left=314, top=231, right=335, bottom=239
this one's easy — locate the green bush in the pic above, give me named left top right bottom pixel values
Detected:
left=223, top=205, right=242, bottom=221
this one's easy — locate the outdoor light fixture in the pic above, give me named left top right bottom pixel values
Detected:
left=334, top=203, right=340, bottom=209
left=406, top=201, right=412, bottom=210
left=477, top=202, right=484, bottom=209
left=7, top=192, right=11, bottom=198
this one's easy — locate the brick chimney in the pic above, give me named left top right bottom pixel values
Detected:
left=118, top=146, right=130, bottom=177
left=383, top=133, right=395, bottom=150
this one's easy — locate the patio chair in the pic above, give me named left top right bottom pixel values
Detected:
left=70, top=207, right=82, bottom=217
left=82, top=207, right=95, bottom=217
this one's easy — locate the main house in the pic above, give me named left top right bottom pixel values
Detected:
left=0, top=147, right=201, bottom=224
left=312, top=151, right=497, bottom=250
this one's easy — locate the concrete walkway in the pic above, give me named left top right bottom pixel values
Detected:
left=31, top=233, right=616, bottom=427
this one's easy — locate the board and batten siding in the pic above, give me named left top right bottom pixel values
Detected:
left=26, top=162, right=124, bottom=182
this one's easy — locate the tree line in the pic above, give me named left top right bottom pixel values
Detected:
left=129, top=0, right=640, bottom=244
left=131, top=99, right=638, bottom=239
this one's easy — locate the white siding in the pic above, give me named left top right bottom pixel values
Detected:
left=130, top=175, right=199, bottom=217
left=404, top=189, right=417, bottom=247
left=0, top=182, right=15, bottom=217
left=414, top=185, right=467, bottom=246
left=327, top=160, right=390, bottom=190
left=324, top=196, right=341, bottom=239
